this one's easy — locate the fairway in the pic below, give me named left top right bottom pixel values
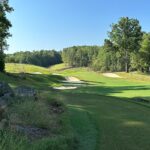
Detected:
left=52, top=67, right=150, bottom=150
left=1, top=1, right=150, bottom=149
left=1, top=64, right=150, bottom=150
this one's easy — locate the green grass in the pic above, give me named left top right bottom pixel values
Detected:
left=6, top=63, right=50, bottom=74
left=59, top=68, right=150, bottom=99
left=0, top=64, right=76, bottom=150
left=49, top=63, right=67, bottom=71
left=57, top=93, right=150, bottom=150
left=9, top=99, right=53, bottom=129
left=2, top=63, right=65, bottom=90
left=52, top=67, right=150, bottom=150
left=2, top=63, right=150, bottom=150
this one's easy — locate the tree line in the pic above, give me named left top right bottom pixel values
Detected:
left=62, top=17, right=150, bottom=73
left=0, top=0, right=13, bottom=72
left=0, top=1, right=150, bottom=73
left=6, top=50, right=62, bottom=67
left=62, top=46, right=99, bottom=67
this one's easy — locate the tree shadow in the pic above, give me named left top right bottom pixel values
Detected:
left=0, top=72, right=65, bottom=90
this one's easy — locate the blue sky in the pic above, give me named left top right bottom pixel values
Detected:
left=7, top=0, right=150, bottom=53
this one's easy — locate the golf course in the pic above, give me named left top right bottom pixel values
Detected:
left=55, top=67, right=150, bottom=150
left=1, top=63, right=150, bottom=150
left=1, top=1, right=150, bottom=149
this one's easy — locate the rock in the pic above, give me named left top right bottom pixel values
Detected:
left=0, top=119, right=8, bottom=130
left=0, top=82, right=14, bottom=97
left=15, top=86, right=38, bottom=100
left=0, top=82, right=14, bottom=109
left=11, top=125, right=49, bottom=139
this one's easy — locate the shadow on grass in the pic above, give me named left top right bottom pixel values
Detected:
left=75, top=84, right=150, bottom=96
left=54, top=91, right=150, bottom=150
left=0, top=72, right=65, bottom=90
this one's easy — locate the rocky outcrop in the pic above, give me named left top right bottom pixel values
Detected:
left=0, top=82, right=14, bottom=98
left=0, top=82, right=14, bottom=110
left=15, top=86, right=38, bottom=100
left=11, top=125, right=49, bottom=140
left=0, top=82, right=14, bottom=129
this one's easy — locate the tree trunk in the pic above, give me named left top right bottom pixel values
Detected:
left=125, top=61, right=128, bottom=73
left=0, top=44, right=5, bottom=72
left=125, top=50, right=129, bottom=73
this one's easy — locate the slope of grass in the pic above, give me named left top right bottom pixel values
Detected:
left=0, top=64, right=76, bottom=150
left=2, top=63, right=150, bottom=150
left=49, top=63, right=69, bottom=72
left=55, top=92, right=150, bottom=150
left=6, top=63, right=50, bottom=74
left=50, top=66, right=150, bottom=150
left=59, top=68, right=150, bottom=99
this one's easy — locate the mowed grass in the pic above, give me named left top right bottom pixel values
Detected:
left=58, top=68, right=150, bottom=99
left=49, top=63, right=68, bottom=72
left=56, top=92, right=150, bottom=150
left=51, top=67, right=150, bottom=150
left=3, top=63, right=150, bottom=150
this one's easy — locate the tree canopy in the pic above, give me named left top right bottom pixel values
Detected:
left=0, top=0, right=13, bottom=72
left=109, top=17, right=143, bottom=72
left=62, top=17, right=150, bottom=73
left=6, top=50, right=62, bottom=67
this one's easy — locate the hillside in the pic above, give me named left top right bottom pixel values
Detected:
left=0, top=63, right=150, bottom=150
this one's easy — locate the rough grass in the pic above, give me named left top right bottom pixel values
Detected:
left=0, top=130, right=28, bottom=150
left=0, top=94, right=76, bottom=150
left=5, top=63, right=50, bottom=74
left=49, top=63, right=68, bottom=72
left=9, top=99, right=53, bottom=129
left=2, top=63, right=150, bottom=150
left=0, top=63, right=76, bottom=150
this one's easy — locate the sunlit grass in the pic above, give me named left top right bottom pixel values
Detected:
left=6, top=63, right=50, bottom=74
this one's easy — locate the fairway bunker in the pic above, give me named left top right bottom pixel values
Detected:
left=31, top=72, right=42, bottom=74
left=65, top=76, right=81, bottom=82
left=53, top=86, right=77, bottom=90
left=103, top=73, right=122, bottom=78
left=53, top=76, right=83, bottom=90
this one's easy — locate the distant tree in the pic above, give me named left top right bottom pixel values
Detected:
left=130, top=33, right=150, bottom=73
left=62, top=46, right=100, bottom=67
left=109, top=17, right=143, bottom=72
left=0, top=0, right=13, bottom=72
left=6, top=50, right=62, bottom=67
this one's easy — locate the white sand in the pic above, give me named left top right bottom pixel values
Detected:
left=52, top=73, right=61, bottom=76
left=31, top=72, right=42, bottom=74
left=103, top=73, right=121, bottom=78
left=65, top=76, right=83, bottom=83
left=53, top=86, right=77, bottom=90
left=53, top=76, right=82, bottom=90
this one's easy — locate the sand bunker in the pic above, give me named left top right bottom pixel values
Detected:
left=65, top=76, right=83, bottom=83
left=53, top=86, right=77, bottom=90
left=52, top=73, right=61, bottom=76
left=31, top=72, right=42, bottom=74
left=53, top=76, right=82, bottom=90
left=103, top=73, right=121, bottom=78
